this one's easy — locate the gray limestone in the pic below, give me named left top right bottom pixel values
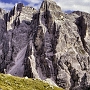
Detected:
left=0, top=1, right=90, bottom=90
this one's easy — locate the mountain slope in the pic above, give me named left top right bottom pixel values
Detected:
left=0, top=73, right=63, bottom=90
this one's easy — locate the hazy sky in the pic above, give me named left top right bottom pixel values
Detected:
left=0, top=0, right=90, bottom=13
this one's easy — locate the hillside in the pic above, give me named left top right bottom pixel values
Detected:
left=0, top=73, right=63, bottom=90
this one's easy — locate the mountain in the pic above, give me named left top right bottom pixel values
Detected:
left=0, top=0, right=90, bottom=90
left=65, top=10, right=73, bottom=14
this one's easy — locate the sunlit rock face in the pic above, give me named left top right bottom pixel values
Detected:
left=0, top=0, right=90, bottom=90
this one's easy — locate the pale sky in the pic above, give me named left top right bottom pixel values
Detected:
left=0, top=0, right=90, bottom=13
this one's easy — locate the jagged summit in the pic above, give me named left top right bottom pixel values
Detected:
left=4, top=2, right=37, bottom=30
left=15, top=3, right=23, bottom=11
left=40, top=0, right=61, bottom=11
left=43, top=0, right=56, bottom=4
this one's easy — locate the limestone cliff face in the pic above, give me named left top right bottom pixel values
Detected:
left=0, top=0, right=90, bottom=90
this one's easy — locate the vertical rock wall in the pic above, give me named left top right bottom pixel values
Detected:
left=0, top=0, right=90, bottom=90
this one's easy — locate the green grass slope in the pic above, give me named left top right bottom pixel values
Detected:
left=0, top=73, right=64, bottom=90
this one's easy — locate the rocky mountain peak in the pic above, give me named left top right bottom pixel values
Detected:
left=0, top=8, right=6, bottom=19
left=39, top=0, right=63, bottom=30
left=0, top=0, right=90, bottom=90
left=40, top=0, right=61, bottom=12
left=5, top=3, right=37, bottom=30
left=15, top=3, right=23, bottom=12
